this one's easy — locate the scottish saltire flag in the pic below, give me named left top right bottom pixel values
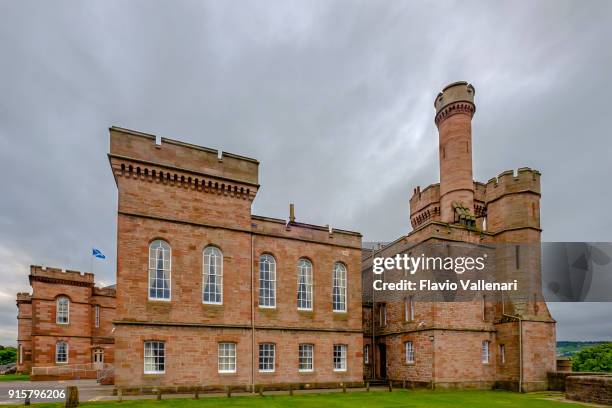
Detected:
left=92, top=248, right=106, bottom=259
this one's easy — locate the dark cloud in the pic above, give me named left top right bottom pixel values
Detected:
left=1, top=0, right=611, bottom=345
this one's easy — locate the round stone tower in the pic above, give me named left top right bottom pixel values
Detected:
left=434, top=81, right=476, bottom=224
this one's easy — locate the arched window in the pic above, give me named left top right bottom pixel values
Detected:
left=148, top=240, right=171, bottom=300
left=56, top=296, right=69, bottom=324
left=56, top=341, right=68, bottom=363
left=259, top=254, right=276, bottom=308
left=297, top=259, right=313, bottom=310
left=332, top=262, right=347, bottom=312
left=203, top=246, right=223, bottom=304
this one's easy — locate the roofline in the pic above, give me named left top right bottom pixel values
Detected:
left=251, top=214, right=362, bottom=237
left=109, top=126, right=260, bottom=164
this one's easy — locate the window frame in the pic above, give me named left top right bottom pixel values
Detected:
left=94, top=304, right=100, bottom=328
left=218, top=342, right=237, bottom=374
left=55, top=341, right=68, bottom=364
left=144, top=341, right=166, bottom=374
left=405, top=341, right=415, bottom=364
left=56, top=296, right=69, bottom=325
left=499, top=344, right=505, bottom=364
left=333, top=344, right=347, bottom=372
left=298, top=343, right=314, bottom=372
left=148, top=240, right=172, bottom=301
left=482, top=340, right=490, bottom=364
left=258, top=254, right=277, bottom=308
left=332, top=262, right=347, bottom=313
left=364, top=344, right=369, bottom=364
left=258, top=343, right=276, bottom=372
left=203, top=246, right=224, bottom=305
left=297, top=258, right=313, bottom=311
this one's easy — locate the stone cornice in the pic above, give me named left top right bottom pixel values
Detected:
left=435, top=101, right=475, bottom=126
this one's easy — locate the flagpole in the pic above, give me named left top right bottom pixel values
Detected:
left=91, top=247, right=94, bottom=275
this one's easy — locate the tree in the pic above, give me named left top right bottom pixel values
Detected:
left=572, top=342, right=612, bottom=372
left=0, top=347, right=16, bottom=365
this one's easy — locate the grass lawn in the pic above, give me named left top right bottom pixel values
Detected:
left=27, top=390, right=571, bottom=407
left=0, top=373, right=30, bottom=382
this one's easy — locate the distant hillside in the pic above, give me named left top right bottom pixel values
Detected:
left=557, top=341, right=607, bottom=357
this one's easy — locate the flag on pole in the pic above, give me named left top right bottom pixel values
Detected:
left=92, top=248, right=106, bottom=259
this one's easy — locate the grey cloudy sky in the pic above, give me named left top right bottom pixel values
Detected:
left=1, top=0, right=611, bottom=345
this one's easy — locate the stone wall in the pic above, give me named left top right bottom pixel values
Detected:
left=566, top=375, right=612, bottom=405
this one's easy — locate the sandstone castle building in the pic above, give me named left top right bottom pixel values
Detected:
left=17, top=81, right=556, bottom=392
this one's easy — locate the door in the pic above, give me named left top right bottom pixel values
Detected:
left=93, top=348, right=104, bottom=368
left=378, top=343, right=387, bottom=379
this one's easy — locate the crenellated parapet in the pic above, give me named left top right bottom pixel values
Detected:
left=29, top=265, right=94, bottom=287
left=93, top=286, right=116, bottom=297
left=16, top=292, right=31, bottom=304
left=409, top=184, right=441, bottom=228
left=485, top=167, right=541, bottom=204
left=109, top=126, right=259, bottom=202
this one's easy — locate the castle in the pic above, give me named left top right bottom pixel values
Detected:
left=17, top=81, right=556, bottom=392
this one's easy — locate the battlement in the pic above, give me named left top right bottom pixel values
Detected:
left=484, top=167, right=541, bottom=203
left=16, top=293, right=31, bottom=303
left=109, top=126, right=259, bottom=186
left=29, top=265, right=94, bottom=286
left=409, top=184, right=441, bottom=228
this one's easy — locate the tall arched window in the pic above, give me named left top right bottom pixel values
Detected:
left=56, top=341, right=68, bottom=363
left=259, top=254, right=276, bottom=308
left=148, top=240, right=171, bottom=300
left=56, top=296, right=69, bottom=324
left=203, top=246, right=223, bottom=304
left=297, top=259, right=313, bottom=310
left=332, top=262, right=347, bottom=312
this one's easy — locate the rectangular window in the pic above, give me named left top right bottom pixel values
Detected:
left=218, top=343, right=236, bottom=373
left=364, top=345, right=369, bottom=364
left=259, top=343, right=275, bottom=372
left=259, top=255, right=276, bottom=308
left=405, top=297, right=414, bottom=321
left=56, top=297, right=69, bottom=324
left=95, top=305, right=100, bottom=328
left=56, top=342, right=68, bottom=363
left=144, top=341, right=165, bottom=374
left=405, top=341, right=414, bottom=364
left=515, top=245, right=520, bottom=269
left=18, top=344, right=23, bottom=365
left=333, top=344, right=347, bottom=372
left=379, top=304, right=387, bottom=327
left=499, top=344, right=505, bottom=364
left=482, top=340, right=490, bottom=364
left=298, top=344, right=314, bottom=372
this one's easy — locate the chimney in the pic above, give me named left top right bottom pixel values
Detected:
left=289, top=203, right=295, bottom=223
left=434, top=81, right=476, bottom=224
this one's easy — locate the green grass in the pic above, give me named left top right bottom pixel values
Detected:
left=28, top=390, right=570, bottom=407
left=0, top=373, right=29, bottom=382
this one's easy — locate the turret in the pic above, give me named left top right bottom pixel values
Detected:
left=434, top=81, right=476, bottom=225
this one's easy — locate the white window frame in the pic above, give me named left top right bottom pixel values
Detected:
left=55, top=341, right=68, bottom=364
left=93, top=348, right=104, bottom=363
left=332, top=263, right=347, bottom=312
left=95, top=305, right=100, bottom=328
left=259, top=255, right=276, bottom=308
left=297, top=259, right=313, bottom=310
left=333, top=344, right=347, bottom=372
left=18, top=344, right=23, bottom=365
left=148, top=240, right=171, bottom=301
left=258, top=343, right=275, bottom=372
left=405, top=341, right=415, bottom=364
left=298, top=344, right=314, bottom=372
left=364, top=345, right=369, bottom=364
left=499, top=344, right=505, bottom=364
left=144, top=341, right=165, bottom=374
left=482, top=340, right=490, bottom=364
left=56, top=296, right=69, bottom=324
left=218, top=342, right=236, bottom=373
left=203, top=246, right=224, bottom=305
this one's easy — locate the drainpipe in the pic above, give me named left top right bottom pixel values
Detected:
left=251, top=233, right=255, bottom=393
